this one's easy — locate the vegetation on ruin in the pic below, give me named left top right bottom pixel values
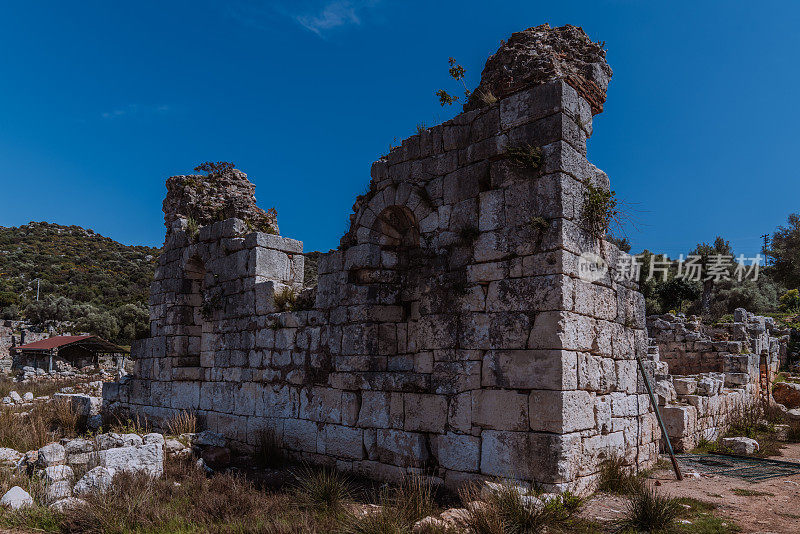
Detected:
left=273, top=286, right=299, bottom=312
left=582, top=181, right=619, bottom=237
left=436, top=57, right=471, bottom=107
left=505, top=144, right=544, bottom=171
left=193, top=161, right=236, bottom=176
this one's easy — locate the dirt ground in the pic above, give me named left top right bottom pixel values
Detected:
left=582, top=443, right=800, bottom=534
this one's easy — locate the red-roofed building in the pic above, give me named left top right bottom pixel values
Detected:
left=12, top=335, right=128, bottom=372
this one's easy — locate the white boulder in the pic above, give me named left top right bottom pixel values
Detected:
left=43, top=464, right=75, bottom=484
left=96, top=443, right=163, bottom=477
left=0, top=486, right=33, bottom=509
left=74, top=466, right=116, bottom=496
left=37, top=442, right=66, bottom=467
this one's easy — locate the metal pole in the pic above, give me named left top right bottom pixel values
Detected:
left=636, top=354, right=683, bottom=481
left=36, top=279, right=40, bottom=301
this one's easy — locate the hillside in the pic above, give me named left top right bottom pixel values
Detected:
left=0, top=222, right=160, bottom=342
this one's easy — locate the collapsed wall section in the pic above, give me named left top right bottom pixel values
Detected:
left=646, top=309, right=789, bottom=451
left=105, top=25, right=659, bottom=493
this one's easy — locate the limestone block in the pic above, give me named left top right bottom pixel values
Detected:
left=376, top=429, right=428, bottom=467
left=528, top=390, right=595, bottom=433
left=478, top=190, right=504, bottom=231
left=299, top=387, right=342, bottom=424
left=723, top=353, right=758, bottom=376
left=404, top=394, right=447, bottom=433
left=282, top=418, right=319, bottom=453
left=528, top=311, right=595, bottom=352
left=659, top=405, right=696, bottom=438
left=489, top=312, right=532, bottom=350
left=725, top=373, right=751, bottom=386
left=432, top=433, right=480, bottom=472
left=358, top=391, right=404, bottom=429
left=673, top=377, right=697, bottom=396
left=325, top=425, right=364, bottom=460
left=488, top=277, right=573, bottom=314
left=447, top=393, right=472, bottom=433
left=471, top=390, right=529, bottom=431
left=482, top=349, right=575, bottom=390
left=96, top=443, right=164, bottom=477
left=480, top=430, right=579, bottom=483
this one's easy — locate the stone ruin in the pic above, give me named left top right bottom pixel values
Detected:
left=646, top=309, right=789, bottom=451
left=104, top=24, right=706, bottom=493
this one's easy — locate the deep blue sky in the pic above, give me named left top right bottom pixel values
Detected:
left=1, top=1, right=797, bottom=257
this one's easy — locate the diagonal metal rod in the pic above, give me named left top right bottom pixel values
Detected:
left=636, top=354, right=683, bottom=481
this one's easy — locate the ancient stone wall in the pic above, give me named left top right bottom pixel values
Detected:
left=645, top=309, right=789, bottom=451
left=105, top=26, right=661, bottom=494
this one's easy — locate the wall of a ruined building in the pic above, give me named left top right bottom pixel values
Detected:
left=646, top=310, right=789, bottom=451
left=105, top=80, right=660, bottom=494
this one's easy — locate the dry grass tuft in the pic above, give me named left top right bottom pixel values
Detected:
left=164, top=410, right=197, bottom=436
left=60, top=457, right=323, bottom=533
left=0, top=397, right=80, bottom=452
left=618, top=483, right=680, bottom=533
left=458, top=481, right=583, bottom=534
left=291, top=465, right=354, bottom=514
left=598, top=455, right=644, bottom=495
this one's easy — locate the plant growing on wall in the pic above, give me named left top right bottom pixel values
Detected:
left=436, top=58, right=471, bottom=106
left=505, top=144, right=543, bottom=171
left=194, top=161, right=235, bottom=176
left=582, top=181, right=619, bottom=237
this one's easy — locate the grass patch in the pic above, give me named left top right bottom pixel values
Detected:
left=618, top=484, right=680, bottom=533
left=459, top=481, right=588, bottom=534
left=0, top=397, right=80, bottom=451
left=273, top=286, right=298, bottom=312
left=598, top=456, right=645, bottom=495
left=504, top=144, right=543, bottom=171
left=164, top=410, right=197, bottom=436
left=730, top=488, right=773, bottom=497
left=291, top=465, right=354, bottom=514
left=673, top=498, right=740, bottom=534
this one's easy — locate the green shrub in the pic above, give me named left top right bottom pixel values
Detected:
left=505, top=144, right=543, bottom=171
left=291, top=466, right=354, bottom=513
left=582, top=181, right=618, bottom=237
left=619, top=484, right=680, bottom=533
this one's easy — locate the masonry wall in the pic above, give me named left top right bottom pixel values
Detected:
left=646, top=310, right=789, bottom=451
left=105, top=80, right=660, bottom=493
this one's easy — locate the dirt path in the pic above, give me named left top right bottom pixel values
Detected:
left=582, top=444, right=800, bottom=534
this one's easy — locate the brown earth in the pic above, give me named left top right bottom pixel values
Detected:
left=581, top=443, right=800, bottom=534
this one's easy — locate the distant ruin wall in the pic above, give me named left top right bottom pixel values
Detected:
left=645, top=310, right=788, bottom=451
left=105, top=26, right=661, bottom=494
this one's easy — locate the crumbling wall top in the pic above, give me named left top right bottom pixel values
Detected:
left=465, top=23, right=612, bottom=115
left=163, top=169, right=278, bottom=236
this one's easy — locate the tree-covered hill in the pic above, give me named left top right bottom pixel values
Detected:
left=0, top=222, right=160, bottom=343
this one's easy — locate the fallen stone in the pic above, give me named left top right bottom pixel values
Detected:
left=74, top=466, right=116, bottom=496
left=0, top=447, right=23, bottom=467
left=43, top=464, right=75, bottom=484
left=95, top=433, right=123, bottom=450
left=0, top=486, right=33, bottom=509
left=46, top=480, right=73, bottom=503
left=143, top=433, right=166, bottom=446
left=23, top=392, right=34, bottom=402
left=721, top=437, right=759, bottom=455
left=9, top=391, right=22, bottom=404
left=96, top=443, right=163, bottom=477
left=121, top=434, right=144, bottom=447
left=37, top=442, right=66, bottom=467
left=193, top=430, right=226, bottom=448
